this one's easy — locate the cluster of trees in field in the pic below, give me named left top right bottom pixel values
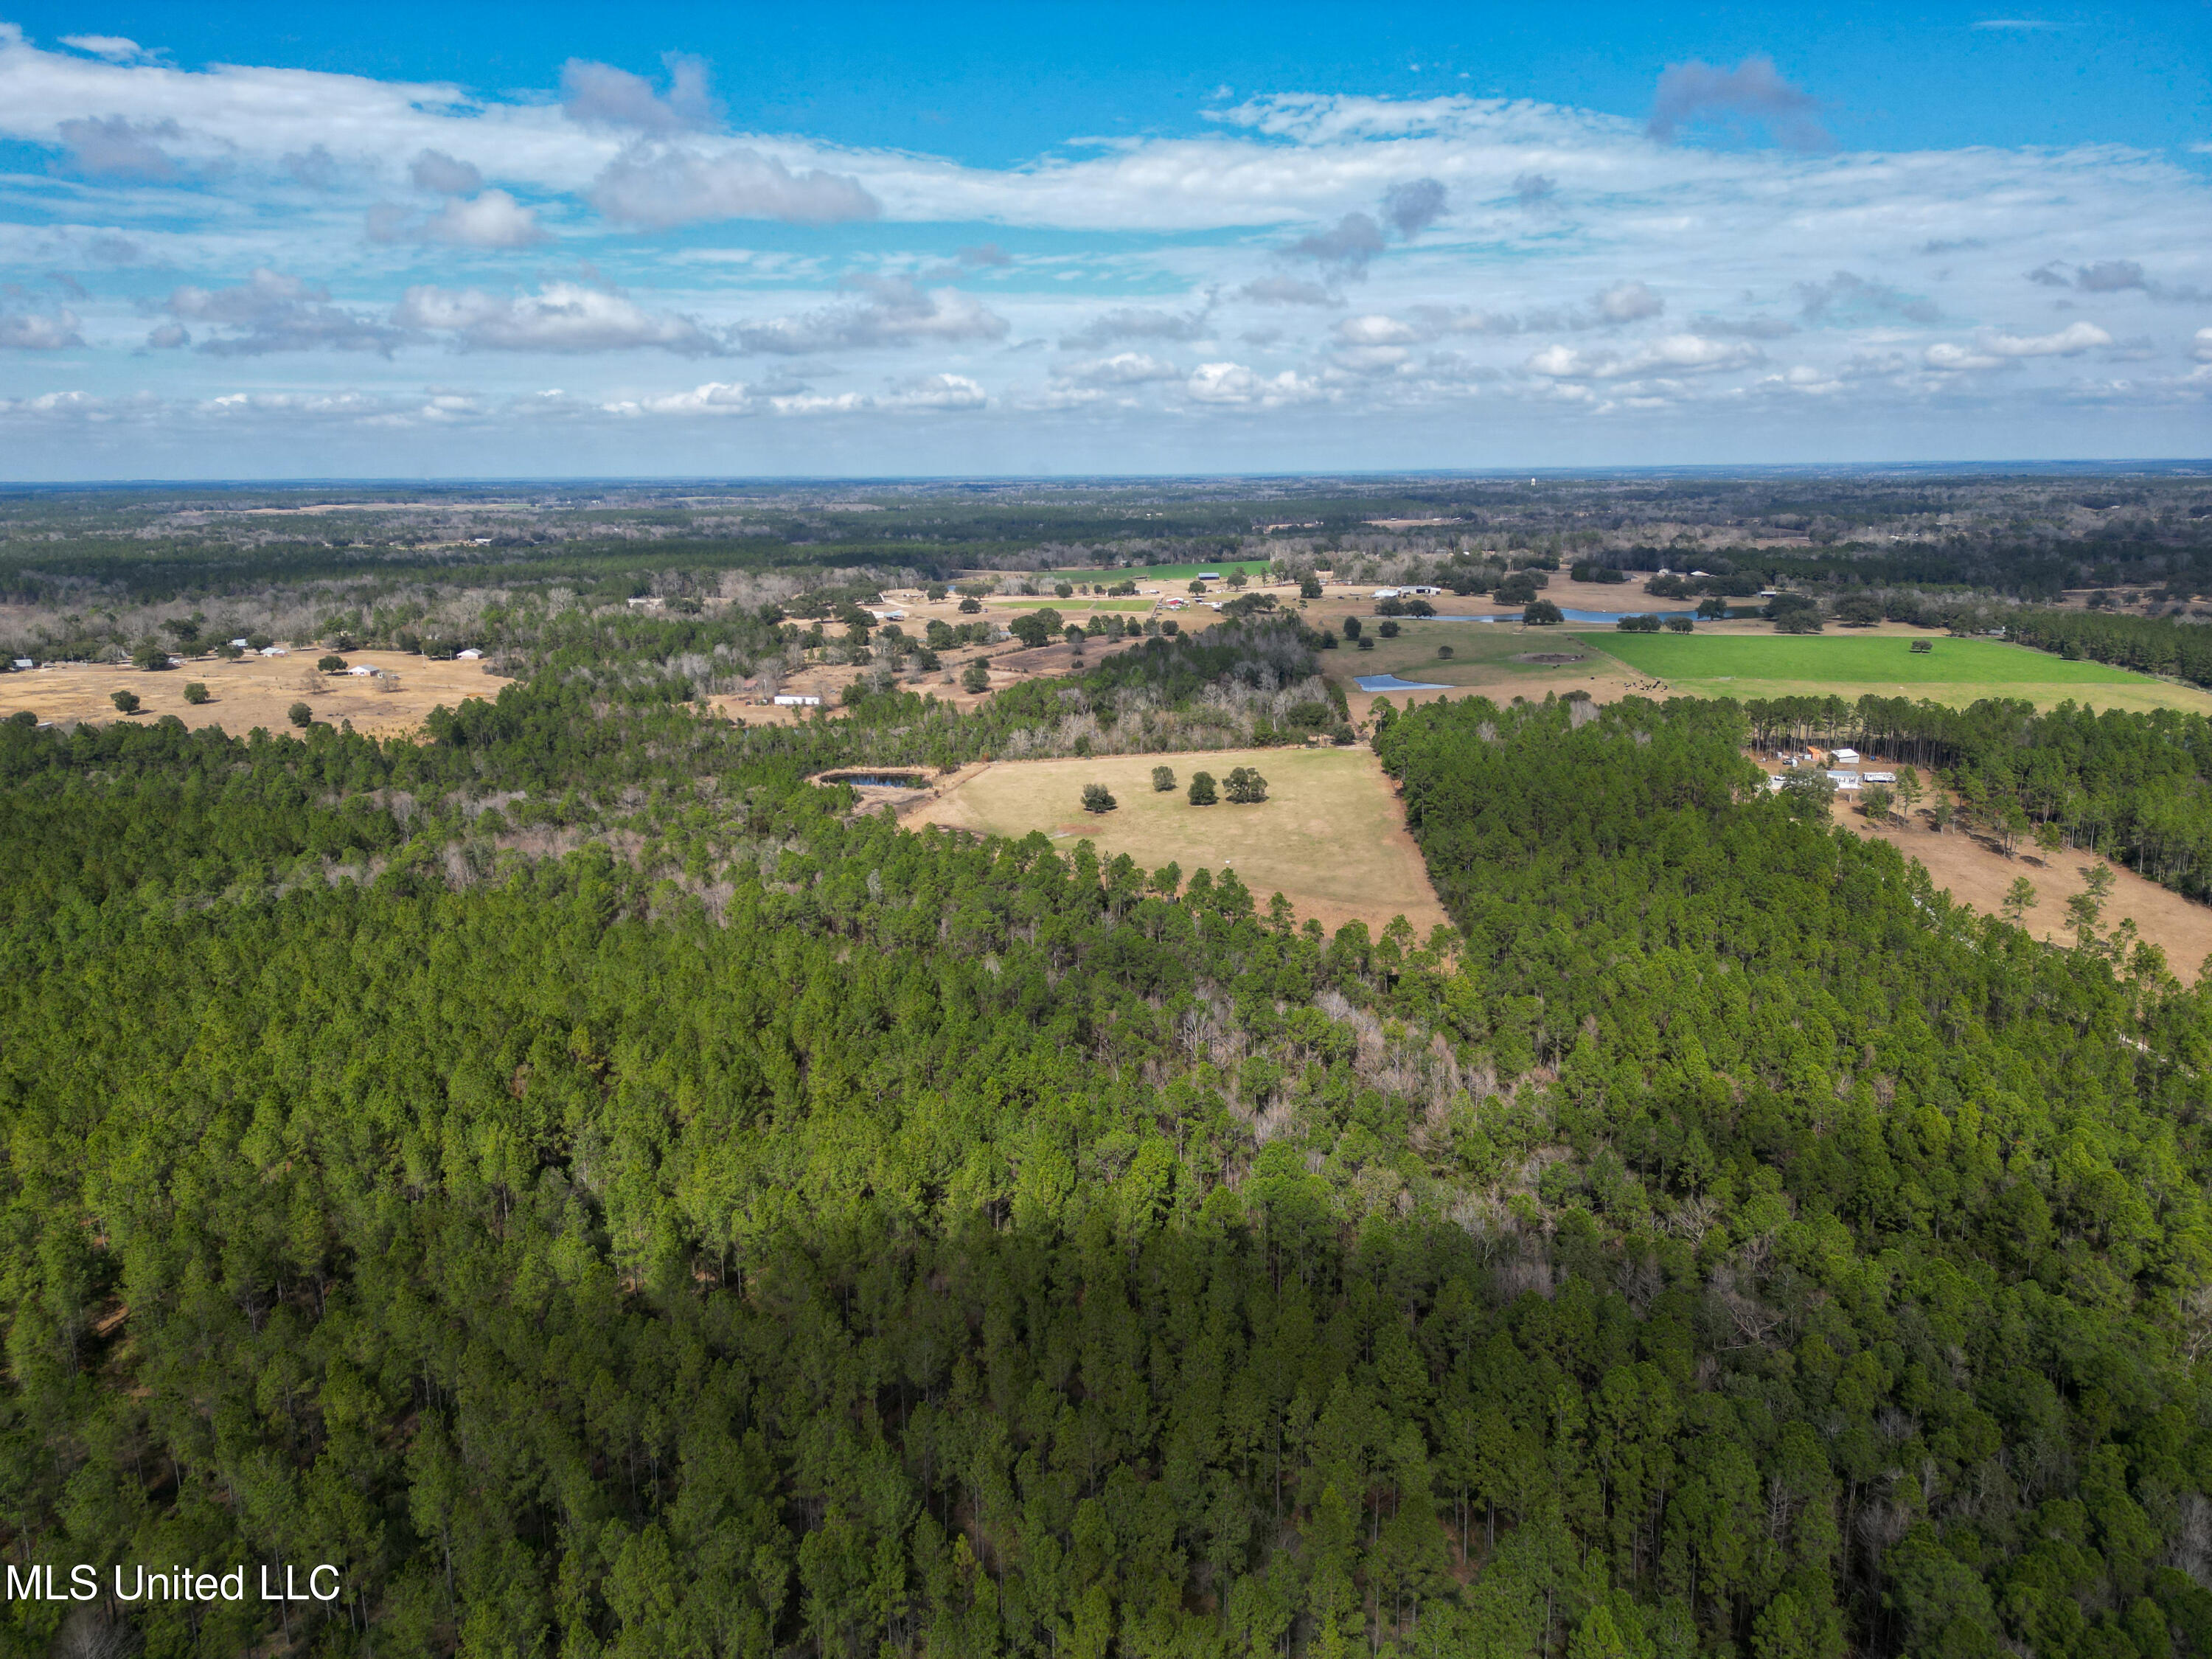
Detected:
left=6, top=658, right=2212, bottom=1659
left=2009, top=611, right=2212, bottom=693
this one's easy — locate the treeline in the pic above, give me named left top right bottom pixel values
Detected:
left=2012, top=610, right=2212, bottom=692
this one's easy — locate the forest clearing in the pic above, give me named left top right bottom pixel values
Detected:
left=905, top=743, right=1449, bottom=936
left=1835, top=799, right=2210, bottom=982
left=0, top=650, right=514, bottom=737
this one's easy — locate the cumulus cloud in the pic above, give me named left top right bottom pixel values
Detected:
left=54, top=115, right=183, bottom=180
left=1980, top=321, right=2113, bottom=356
left=1186, top=361, right=1320, bottom=406
left=1053, top=352, right=1183, bottom=387
left=1382, top=178, right=1447, bottom=238
left=395, top=282, right=721, bottom=355
left=2196, top=328, right=2212, bottom=365
left=1525, top=333, right=1762, bottom=379
left=1797, top=271, right=1940, bottom=325
left=409, top=149, right=483, bottom=195
left=588, top=145, right=879, bottom=228
left=1922, top=342, right=2007, bottom=372
left=560, top=55, right=717, bottom=133
left=735, top=276, right=1007, bottom=354
left=145, top=321, right=188, bottom=349
left=1060, top=305, right=1212, bottom=349
left=0, top=308, right=84, bottom=349
left=886, top=372, right=986, bottom=410
left=164, top=269, right=404, bottom=356
left=370, top=192, right=544, bottom=248
left=1646, top=54, right=1829, bottom=151
left=1587, top=281, right=1663, bottom=324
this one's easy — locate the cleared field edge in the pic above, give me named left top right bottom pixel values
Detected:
left=906, top=746, right=1450, bottom=939
left=1571, top=630, right=2154, bottom=686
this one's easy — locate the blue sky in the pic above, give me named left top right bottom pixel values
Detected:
left=0, top=2, right=2205, bottom=477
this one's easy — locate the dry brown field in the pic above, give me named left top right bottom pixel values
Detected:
left=905, top=744, right=1449, bottom=938
left=2, top=652, right=515, bottom=738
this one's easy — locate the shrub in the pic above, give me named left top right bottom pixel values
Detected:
left=1404, top=599, right=1436, bottom=618
left=1666, top=616, right=1694, bottom=633
left=1617, top=613, right=1661, bottom=633
left=1080, top=782, right=1116, bottom=814
left=1523, top=600, right=1565, bottom=625
left=319, top=654, right=347, bottom=673
left=958, top=597, right=982, bottom=613
left=961, top=658, right=991, bottom=693
left=1341, top=616, right=1362, bottom=640
left=1299, top=574, right=1322, bottom=599
left=109, top=689, right=141, bottom=714
left=1378, top=620, right=1401, bottom=639
left=1357, top=636, right=1375, bottom=650
left=1187, top=771, right=1218, bottom=806
left=181, top=682, right=210, bottom=706
left=1437, top=645, right=1455, bottom=658
left=1151, top=765, right=1176, bottom=793
left=1223, top=766, right=1268, bottom=804
left=1055, top=582, right=1074, bottom=599
left=288, top=701, right=313, bottom=728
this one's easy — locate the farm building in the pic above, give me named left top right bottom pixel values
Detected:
left=866, top=607, right=907, bottom=622
left=456, top=648, right=483, bottom=660
left=346, top=665, right=378, bottom=677
left=1863, top=771, right=1897, bottom=785
left=773, top=693, right=823, bottom=707
left=9, top=658, right=32, bottom=670
left=1832, top=748, right=1861, bottom=764
left=260, top=645, right=287, bottom=657
left=1826, top=771, right=1862, bottom=789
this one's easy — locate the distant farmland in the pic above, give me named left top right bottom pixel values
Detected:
left=1575, top=630, right=2212, bottom=715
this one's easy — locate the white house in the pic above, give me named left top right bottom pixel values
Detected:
left=260, top=645, right=288, bottom=657
left=1403, top=585, right=1443, bottom=596
left=346, top=665, right=378, bottom=677
left=773, top=693, right=822, bottom=707
left=456, top=648, right=483, bottom=660
left=1826, top=771, right=1862, bottom=789
left=10, top=658, right=32, bottom=670
left=229, top=637, right=250, bottom=649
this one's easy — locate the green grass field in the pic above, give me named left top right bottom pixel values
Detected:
left=914, top=746, right=1447, bottom=935
left=1579, top=632, right=2145, bottom=689
left=995, top=597, right=1158, bottom=611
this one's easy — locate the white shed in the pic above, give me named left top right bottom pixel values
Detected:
left=260, top=645, right=288, bottom=657
left=346, top=664, right=378, bottom=677
left=456, top=648, right=484, bottom=660
left=773, top=693, right=822, bottom=707
left=1832, top=747, right=1861, bottom=764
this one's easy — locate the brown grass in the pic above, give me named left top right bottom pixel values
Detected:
left=905, top=745, right=1449, bottom=938
left=4, top=651, right=515, bottom=737
left=1802, top=773, right=2211, bottom=984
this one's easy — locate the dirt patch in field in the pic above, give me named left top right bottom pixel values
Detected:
left=1515, top=653, right=1587, bottom=664
left=906, top=745, right=1449, bottom=938
left=3, top=652, right=514, bottom=738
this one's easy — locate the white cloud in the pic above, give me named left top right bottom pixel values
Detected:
left=733, top=277, right=1006, bottom=354
left=1525, top=333, right=1761, bottom=379
left=1981, top=321, right=2112, bottom=357
left=54, top=114, right=182, bottom=179
left=0, top=307, right=83, bottom=349
left=2195, top=328, right=2212, bottom=364
left=886, top=372, right=986, bottom=411
left=1921, top=341, right=2008, bottom=372
left=164, top=270, right=403, bottom=355
left=1053, top=352, right=1183, bottom=386
left=394, top=282, right=720, bottom=355
left=561, top=56, right=716, bottom=134
left=59, top=35, right=152, bottom=63
left=1060, top=305, right=1213, bottom=348
left=420, top=191, right=548, bottom=248
left=1646, top=53, right=1828, bottom=151
left=1186, top=361, right=1321, bottom=405
left=589, top=145, right=879, bottom=228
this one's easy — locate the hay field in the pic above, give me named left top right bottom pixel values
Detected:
left=906, top=745, right=1449, bottom=937
left=1, top=652, right=514, bottom=737
left=1576, top=630, right=2212, bottom=716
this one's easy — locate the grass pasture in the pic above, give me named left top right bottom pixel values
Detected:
left=907, top=745, right=1448, bottom=937
left=1572, top=630, right=2212, bottom=716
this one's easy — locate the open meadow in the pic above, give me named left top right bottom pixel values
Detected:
left=1575, top=629, right=2212, bottom=715
left=905, top=743, right=1448, bottom=936
left=1, top=651, right=515, bottom=737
